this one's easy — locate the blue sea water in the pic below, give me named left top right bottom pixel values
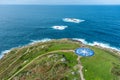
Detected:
left=0, top=5, right=120, bottom=57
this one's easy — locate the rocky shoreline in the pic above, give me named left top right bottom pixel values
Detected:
left=0, top=38, right=120, bottom=59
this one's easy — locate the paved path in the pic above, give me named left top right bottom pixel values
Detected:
left=8, top=50, right=74, bottom=80
left=77, top=56, right=85, bottom=80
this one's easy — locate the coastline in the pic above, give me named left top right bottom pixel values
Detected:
left=72, top=38, right=120, bottom=55
left=0, top=38, right=120, bottom=59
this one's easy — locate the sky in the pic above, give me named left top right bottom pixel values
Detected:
left=0, top=0, right=120, bottom=5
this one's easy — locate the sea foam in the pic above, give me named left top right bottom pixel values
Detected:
left=0, top=38, right=52, bottom=59
left=0, top=46, right=21, bottom=59
left=72, top=38, right=120, bottom=52
left=30, top=38, right=52, bottom=45
left=63, top=18, right=85, bottom=23
left=1, top=38, right=120, bottom=59
left=52, top=26, right=68, bottom=30
left=0, top=50, right=11, bottom=59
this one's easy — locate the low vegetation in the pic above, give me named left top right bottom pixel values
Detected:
left=0, top=39, right=119, bottom=80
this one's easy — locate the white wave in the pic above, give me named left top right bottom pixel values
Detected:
left=1, top=38, right=119, bottom=59
left=0, top=38, right=52, bottom=59
left=52, top=26, right=68, bottom=30
left=63, top=18, right=85, bottom=23
left=29, top=38, right=52, bottom=45
left=0, top=50, right=11, bottom=59
left=89, top=42, right=120, bottom=51
left=73, top=38, right=88, bottom=44
left=0, top=45, right=22, bottom=59
left=72, top=38, right=120, bottom=52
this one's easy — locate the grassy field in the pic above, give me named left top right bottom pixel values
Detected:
left=81, top=46, right=120, bottom=80
left=0, top=39, right=120, bottom=80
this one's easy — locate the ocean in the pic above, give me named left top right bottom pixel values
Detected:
left=0, top=5, right=120, bottom=58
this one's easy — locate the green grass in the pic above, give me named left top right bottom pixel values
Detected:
left=0, top=39, right=120, bottom=80
left=58, top=52, right=78, bottom=67
left=13, top=52, right=80, bottom=80
left=81, top=46, right=120, bottom=80
left=0, top=39, right=80, bottom=79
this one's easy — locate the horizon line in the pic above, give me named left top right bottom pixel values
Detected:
left=0, top=4, right=120, bottom=5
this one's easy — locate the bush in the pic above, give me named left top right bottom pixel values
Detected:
left=111, top=63, right=120, bottom=76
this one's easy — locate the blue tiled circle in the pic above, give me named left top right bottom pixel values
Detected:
left=75, top=48, right=94, bottom=57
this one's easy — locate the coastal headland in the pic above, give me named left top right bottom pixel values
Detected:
left=0, top=38, right=120, bottom=80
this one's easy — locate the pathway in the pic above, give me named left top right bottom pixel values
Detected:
left=77, top=56, right=85, bottom=80
left=8, top=50, right=74, bottom=80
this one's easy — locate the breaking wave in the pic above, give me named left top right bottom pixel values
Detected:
left=72, top=38, right=120, bottom=52
left=0, top=38, right=52, bottom=59
left=52, top=26, right=68, bottom=30
left=29, top=38, right=52, bottom=45
left=63, top=18, right=85, bottom=23
left=1, top=38, right=120, bottom=59
left=0, top=50, right=11, bottom=59
left=0, top=46, right=21, bottom=59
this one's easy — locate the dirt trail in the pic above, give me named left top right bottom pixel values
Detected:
left=8, top=50, right=74, bottom=80
left=0, top=48, right=30, bottom=75
left=77, top=56, right=85, bottom=80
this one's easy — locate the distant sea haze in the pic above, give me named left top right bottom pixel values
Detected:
left=0, top=5, right=120, bottom=58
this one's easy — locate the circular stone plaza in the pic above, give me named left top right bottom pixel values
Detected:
left=75, top=48, right=94, bottom=57
left=74, top=48, right=94, bottom=80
